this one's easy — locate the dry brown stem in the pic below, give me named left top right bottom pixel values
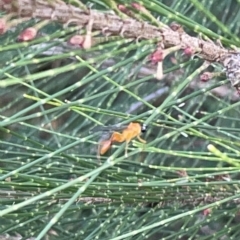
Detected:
left=2, top=0, right=240, bottom=89
left=0, top=0, right=233, bottom=64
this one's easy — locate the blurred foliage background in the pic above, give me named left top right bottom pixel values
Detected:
left=1, top=0, right=240, bottom=239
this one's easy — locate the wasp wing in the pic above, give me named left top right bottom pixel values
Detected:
left=89, top=124, right=128, bottom=133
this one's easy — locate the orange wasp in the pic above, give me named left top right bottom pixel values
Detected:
left=91, top=122, right=147, bottom=159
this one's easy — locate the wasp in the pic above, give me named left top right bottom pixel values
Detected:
left=91, top=122, right=147, bottom=159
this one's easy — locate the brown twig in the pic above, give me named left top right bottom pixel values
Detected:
left=0, top=0, right=231, bottom=61
left=1, top=0, right=240, bottom=89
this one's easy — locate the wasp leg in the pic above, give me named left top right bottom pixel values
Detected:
left=137, top=135, right=146, bottom=143
left=137, top=135, right=146, bottom=154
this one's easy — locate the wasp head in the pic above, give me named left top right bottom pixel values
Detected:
left=141, top=124, right=147, bottom=133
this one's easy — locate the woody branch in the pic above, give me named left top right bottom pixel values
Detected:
left=1, top=0, right=240, bottom=89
